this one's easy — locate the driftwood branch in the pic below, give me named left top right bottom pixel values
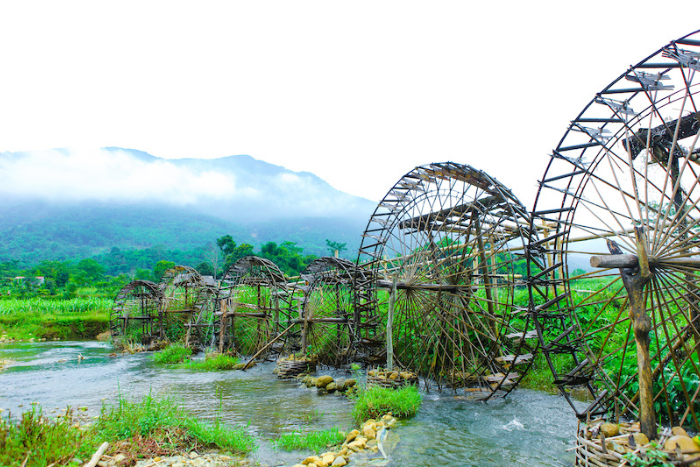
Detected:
left=83, top=442, right=109, bottom=467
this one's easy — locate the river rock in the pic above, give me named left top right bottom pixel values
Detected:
left=326, top=382, right=337, bottom=392
left=335, top=378, right=345, bottom=391
left=599, top=423, right=619, bottom=438
left=331, top=456, right=347, bottom=466
left=302, top=455, right=322, bottom=465
left=316, top=375, right=334, bottom=388
left=232, top=363, right=246, bottom=370
left=345, top=429, right=359, bottom=443
left=363, top=426, right=376, bottom=440
left=344, top=379, right=357, bottom=389
left=305, top=377, right=317, bottom=388
left=665, top=435, right=700, bottom=453
left=321, top=453, right=335, bottom=465
left=673, top=426, right=689, bottom=437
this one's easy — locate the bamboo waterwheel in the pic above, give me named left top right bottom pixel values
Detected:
left=218, top=256, right=289, bottom=357
left=358, top=162, right=538, bottom=398
left=158, top=265, right=206, bottom=343
left=110, top=280, right=162, bottom=345
left=296, top=257, right=369, bottom=366
left=527, top=30, right=700, bottom=435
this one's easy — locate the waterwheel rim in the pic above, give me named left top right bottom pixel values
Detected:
left=527, top=29, right=700, bottom=430
left=358, top=161, right=537, bottom=398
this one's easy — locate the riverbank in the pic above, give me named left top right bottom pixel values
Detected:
left=0, top=312, right=109, bottom=341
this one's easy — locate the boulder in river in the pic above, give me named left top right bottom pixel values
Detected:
left=316, top=375, right=334, bottom=388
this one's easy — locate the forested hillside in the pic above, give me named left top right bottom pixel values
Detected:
left=0, top=149, right=375, bottom=267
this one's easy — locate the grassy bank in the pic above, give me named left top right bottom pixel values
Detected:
left=0, top=297, right=111, bottom=340
left=0, top=393, right=257, bottom=467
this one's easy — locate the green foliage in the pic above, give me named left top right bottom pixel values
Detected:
left=0, top=407, right=85, bottom=467
left=92, top=392, right=256, bottom=454
left=152, top=343, right=193, bottom=364
left=153, top=260, right=176, bottom=281
left=622, top=442, right=673, bottom=467
left=273, top=427, right=344, bottom=452
left=351, top=385, right=422, bottom=424
left=0, top=297, right=112, bottom=315
left=179, top=353, right=240, bottom=371
left=325, top=239, right=347, bottom=256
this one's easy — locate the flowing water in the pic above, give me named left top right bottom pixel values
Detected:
left=0, top=341, right=578, bottom=466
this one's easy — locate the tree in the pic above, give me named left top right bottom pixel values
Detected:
left=325, top=239, right=347, bottom=257
left=195, top=261, right=214, bottom=276
left=153, top=260, right=176, bottom=282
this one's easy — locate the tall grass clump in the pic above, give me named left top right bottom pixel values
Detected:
left=152, top=343, right=193, bottom=364
left=273, top=427, right=344, bottom=452
left=352, top=385, right=422, bottom=424
left=0, top=407, right=86, bottom=467
left=180, top=353, right=240, bottom=371
left=92, top=392, right=257, bottom=454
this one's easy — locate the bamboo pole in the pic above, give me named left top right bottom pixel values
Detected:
left=242, top=323, right=296, bottom=370
left=386, top=275, right=397, bottom=372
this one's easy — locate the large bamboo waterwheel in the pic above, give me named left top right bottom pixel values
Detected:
left=218, top=256, right=289, bottom=357
left=296, top=257, right=369, bottom=366
left=110, top=280, right=162, bottom=346
left=158, top=265, right=206, bottom=343
left=527, top=30, right=700, bottom=436
left=358, top=162, right=538, bottom=398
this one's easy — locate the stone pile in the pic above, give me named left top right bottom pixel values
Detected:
left=290, top=413, right=398, bottom=467
left=367, top=368, right=418, bottom=389
left=576, top=420, right=700, bottom=467
left=296, top=374, right=357, bottom=395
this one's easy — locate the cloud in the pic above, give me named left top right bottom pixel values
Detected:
left=0, top=148, right=239, bottom=205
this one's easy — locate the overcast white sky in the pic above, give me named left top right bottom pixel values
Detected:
left=0, top=1, right=698, bottom=208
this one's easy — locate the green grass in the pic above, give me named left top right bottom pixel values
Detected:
left=0, top=297, right=112, bottom=315
left=0, top=297, right=112, bottom=340
left=180, top=353, right=240, bottom=371
left=351, top=385, right=422, bottom=424
left=91, top=392, right=257, bottom=454
left=0, top=407, right=85, bottom=467
left=0, top=393, right=258, bottom=465
left=152, top=343, right=193, bottom=364
left=273, top=427, right=344, bottom=452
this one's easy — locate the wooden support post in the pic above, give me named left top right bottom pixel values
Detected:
left=387, top=274, right=397, bottom=372
left=608, top=228, right=656, bottom=439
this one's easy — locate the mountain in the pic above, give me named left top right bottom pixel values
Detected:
left=0, top=148, right=376, bottom=266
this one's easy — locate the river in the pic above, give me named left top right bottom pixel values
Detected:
left=0, top=341, right=578, bottom=466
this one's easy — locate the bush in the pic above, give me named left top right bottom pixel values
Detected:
left=352, top=385, right=422, bottom=424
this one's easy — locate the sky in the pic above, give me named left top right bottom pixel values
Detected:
left=0, top=1, right=698, bottom=208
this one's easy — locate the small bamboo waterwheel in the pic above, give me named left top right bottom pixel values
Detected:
left=295, top=257, right=368, bottom=366
left=527, top=30, right=700, bottom=437
left=158, top=265, right=206, bottom=343
left=184, top=284, right=220, bottom=350
left=358, top=162, right=538, bottom=398
left=218, top=256, right=290, bottom=357
left=110, top=280, right=162, bottom=346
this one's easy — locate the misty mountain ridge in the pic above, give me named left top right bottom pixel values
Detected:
left=0, top=148, right=376, bottom=265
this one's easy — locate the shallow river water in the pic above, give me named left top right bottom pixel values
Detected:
left=0, top=341, right=579, bottom=466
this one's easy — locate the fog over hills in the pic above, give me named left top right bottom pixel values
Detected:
left=0, top=148, right=377, bottom=264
